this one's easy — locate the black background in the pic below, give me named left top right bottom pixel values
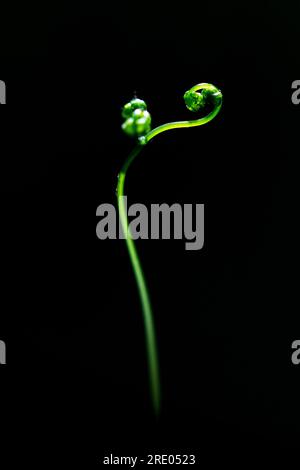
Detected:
left=0, top=0, right=300, bottom=466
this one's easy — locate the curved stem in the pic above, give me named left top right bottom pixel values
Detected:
left=117, top=144, right=161, bottom=417
left=145, top=84, right=222, bottom=143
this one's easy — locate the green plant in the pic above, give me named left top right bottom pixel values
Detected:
left=117, top=83, right=223, bottom=416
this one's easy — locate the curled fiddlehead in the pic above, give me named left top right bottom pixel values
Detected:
left=117, top=83, right=223, bottom=416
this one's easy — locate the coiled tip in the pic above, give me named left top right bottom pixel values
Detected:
left=184, top=84, right=222, bottom=112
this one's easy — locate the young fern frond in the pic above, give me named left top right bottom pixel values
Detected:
left=117, top=83, right=223, bottom=416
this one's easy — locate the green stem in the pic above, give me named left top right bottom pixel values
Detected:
left=144, top=84, right=222, bottom=143
left=117, top=143, right=161, bottom=417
